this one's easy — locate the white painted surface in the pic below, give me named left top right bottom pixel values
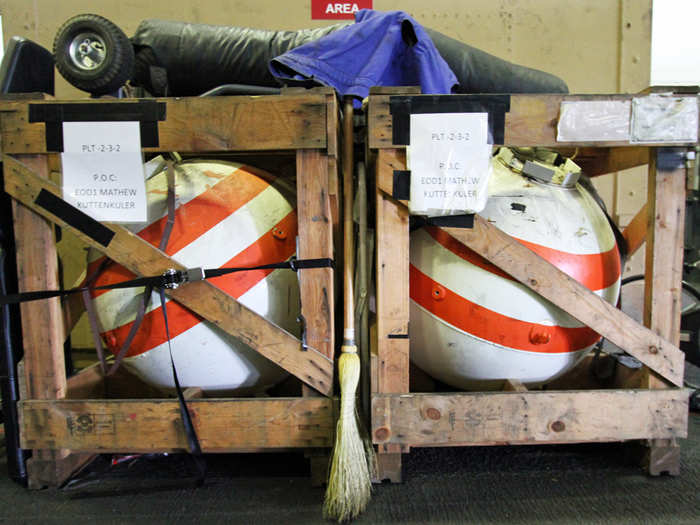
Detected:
left=651, top=0, right=700, bottom=86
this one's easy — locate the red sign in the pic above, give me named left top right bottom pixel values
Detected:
left=311, top=0, right=372, bottom=20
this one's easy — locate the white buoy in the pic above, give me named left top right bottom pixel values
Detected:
left=410, top=149, right=621, bottom=389
left=90, top=160, right=298, bottom=394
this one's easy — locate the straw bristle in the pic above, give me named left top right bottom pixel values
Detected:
left=323, top=350, right=372, bottom=522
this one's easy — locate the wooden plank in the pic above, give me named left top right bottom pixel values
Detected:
left=183, top=387, right=205, bottom=399
left=26, top=450, right=96, bottom=490
left=623, top=203, right=648, bottom=256
left=373, top=453, right=402, bottom=483
left=10, top=156, right=66, bottom=400
left=3, top=155, right=333, bottom=395
left=375, top=148, right=408, bottom=206
left=441, top=218, right=685, bottom=386
left=369, top=86, right=422, bottom=95
left=371, top=390, right=689, bottom=446
left=644, top=149, right=687, bottom=347
left=375, top=150, right=410, bottom=394
left=640, top=148, right=687, bottom=475
left=645, top=441, right=682, bottom=476
left=308, top=450, right=330, bottom=487
left=296, top=149, right=334, bottom=359
left=10, top=154, right=76, bottom=489
left=367, top=94, right=698, bottom=149
left=19, top=398, right=334, bottom=452
left=503, top=379, right=527, bottom=392
left=374, top=149, right=411, bottom=483
left=65, top=364, right=106, bottom=399
left=569, top=146, right=650, bottom=176
left=0, top=95, right=328, bottom=154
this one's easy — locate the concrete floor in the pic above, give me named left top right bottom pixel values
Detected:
left=0, top=409, right=698, bottom=524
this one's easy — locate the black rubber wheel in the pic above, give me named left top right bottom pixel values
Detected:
left=53, top=14, right=134, bottom=95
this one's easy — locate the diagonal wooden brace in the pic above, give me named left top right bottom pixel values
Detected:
left=3, top=154, right=334, bottom=396
left=443, top=218, right=685, bottom=386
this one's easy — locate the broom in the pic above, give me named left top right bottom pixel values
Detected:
left=323, top=97, right=373, bottom=522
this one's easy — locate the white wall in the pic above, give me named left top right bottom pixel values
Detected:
left=651, top=0, right=700, bottom=85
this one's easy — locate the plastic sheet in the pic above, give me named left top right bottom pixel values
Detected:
left=631, top=94, right=699, bottom=143
left=557, top=100, right=631, bottom=142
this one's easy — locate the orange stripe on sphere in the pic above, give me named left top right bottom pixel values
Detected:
left=100, top=211, right=297, bottom=357
left=425, top=226, right=620, bottom=291
left=410, top=265, right=601, bottom=354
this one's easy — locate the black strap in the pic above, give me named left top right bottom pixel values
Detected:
left=103, top=161, right=178, bottom=376
left=203, top=257, right=333, bottom=279
left=158, top=288, right=206, bottom=482
left=0, top=257, right=334, bottom=306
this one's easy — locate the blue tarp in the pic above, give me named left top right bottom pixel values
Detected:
left=269, top=9, right=457, bottom=101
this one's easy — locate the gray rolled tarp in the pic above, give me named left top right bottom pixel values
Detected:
left=130, top=20, right=346, bottom=96
left=130, top=19, right=567, bottom=96
left=424, top=28, right=568, bottom=94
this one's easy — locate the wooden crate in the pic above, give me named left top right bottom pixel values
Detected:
left=0, top=89, right=340, bottom=488
left=367, top=88, right=695, bottom=482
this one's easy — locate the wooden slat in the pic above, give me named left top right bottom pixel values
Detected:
left=375, top=148, right=409, bottom=206
left=622, top=203, right=649, bottom=256
left=0, top=95, right=328, bottom=154
left=3, top=155, right=333, bottom=395
left=367, top=94, right=699, bottom=149
left=65, top=364, right=106, bottom=399
left=11, top=156, right=66, bottom=400
left=644, top=149, right=687, bottom=347
left=19, top=398, right=334, bottom=452
left=374, top=149, right=411, bottom=481
left=10, top=154, right=82, bottom=488
left=570, top=146, right=650, bottom=176
left=442, top=218, right=685, bottom=386
left=503, top=379, right=527, bottom=392
left=375, top=150, right=410, bottom=394
left=25, top=451, right=96, bottom=490
left=66, top=365, right=170, bottom=400
left=371, top=390, right=689, bottom=446
left=296, top=149, right=334, bottom=359
left=183, top=387, right=205, bottom=399
left=640, top=148, right=687, bottom=475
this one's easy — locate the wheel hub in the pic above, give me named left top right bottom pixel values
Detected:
left=68, top=32, right=106, bottom=70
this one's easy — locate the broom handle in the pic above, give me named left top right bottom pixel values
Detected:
left=342, top=96, right=355, bottom=344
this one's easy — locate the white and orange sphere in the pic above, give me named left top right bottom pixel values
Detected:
left=410, top=153, right=621, bottom=389
left=89, top=160, right=298, bottom=394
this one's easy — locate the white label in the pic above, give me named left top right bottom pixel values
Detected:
left=631, top=95, right=699, bottom=143
left=557, top=100, right=631, bottom=142
left=61, top=121, right=147, bottom=223
left=407, top=112, right=491, bottom=216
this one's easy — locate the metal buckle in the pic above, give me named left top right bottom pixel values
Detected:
left=161, top=267, right=204, bottom=290
left=161, top=268, right=182, bottom=289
